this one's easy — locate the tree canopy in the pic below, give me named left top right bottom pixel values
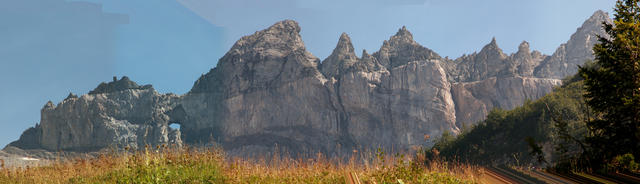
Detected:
left=579, top=0, right=640, bottom=166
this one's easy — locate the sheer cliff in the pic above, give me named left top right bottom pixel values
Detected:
left=6, top=11, right=610, bottom=156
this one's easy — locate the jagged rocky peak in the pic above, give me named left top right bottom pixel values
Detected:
left=586, top=10, right=609, bottom=28
left=517, top=41, right=530, bottom=54
left=65, top=92, right=78, bottom=100
left=180, top=20, right=340, bottom=153
left=576, top=10, right=611, bottom=43
left=7, top=11, right=611, bottom=158
left=534, top=10, right=611, bottom=79
left=43, top=101, right=55, bottom=109
left=361, top=49, right=376, bottom=61
left=321, top=32, right=358, bottom=77
left=335, top=32, right=356, bottom=55
left=223, top=19, right=309, bottom=60
left=512, top=41, right=543, bottom=77
left=8, top=74, right=182, bottom=152
left=374, top=26, right=441, bottom=68
left=395, top=26, right=413, bottom=40
left=449, top=37, right=519, bottom=82
left=89, top=76, right=152, bottom=95
left=190, top=19, right=321, bottom=94
left=478, top=37, right=506, bottom=59
left=348, top=49, right=385, bottom=73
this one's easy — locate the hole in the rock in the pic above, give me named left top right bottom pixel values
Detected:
left=169, top=123, right=181, bottom=130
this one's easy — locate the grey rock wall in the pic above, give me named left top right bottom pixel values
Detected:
left=6, top=11, right=610, bottom=156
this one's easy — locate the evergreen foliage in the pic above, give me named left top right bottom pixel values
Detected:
left=579, top=0, right=640, bottom=167
left=434, top=78, right=589, bottom=166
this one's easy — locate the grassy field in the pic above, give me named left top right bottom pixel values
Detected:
left=0, top=146, right=480, bottom=183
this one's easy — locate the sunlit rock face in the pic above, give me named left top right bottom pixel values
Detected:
left=328, top=30, right=458, bottom=152
left=442, top=11, right=609, bottom=127
left=9, top=77, right=182, bottom=152
left=182, top=20, right=344, bottom=155
left=534, top=10, right=611, bottom=79
left=8, top=11, right=610, bottom=156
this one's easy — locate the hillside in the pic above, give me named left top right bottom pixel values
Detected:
left=4, top=11, right=610, bottom=160
left=434, top=75, right=589, bottom=166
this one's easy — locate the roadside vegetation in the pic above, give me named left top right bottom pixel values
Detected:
left=0, top=146, right=480, bottom=184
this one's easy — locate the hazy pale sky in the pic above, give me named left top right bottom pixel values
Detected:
left=0, top=0, right=616, bottom=147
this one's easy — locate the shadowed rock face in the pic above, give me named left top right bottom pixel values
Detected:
left=7, top=11, right=610, bottom=156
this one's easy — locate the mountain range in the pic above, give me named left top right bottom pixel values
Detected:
left=4, top=10, right=611, bottom=159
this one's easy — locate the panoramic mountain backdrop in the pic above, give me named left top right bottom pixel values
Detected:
left=1, top=10, right=611, bottom=163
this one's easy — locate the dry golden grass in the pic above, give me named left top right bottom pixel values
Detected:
left=0, top=146, right=481, bottom=183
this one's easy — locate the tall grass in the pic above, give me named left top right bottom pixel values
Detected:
left=0, top=146, right=480, bottom=183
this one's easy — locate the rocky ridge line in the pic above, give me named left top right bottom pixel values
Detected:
left=5, top=11, right=611, bottom=159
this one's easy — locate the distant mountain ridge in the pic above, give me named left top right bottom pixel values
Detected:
left=5, top=10, right=611, bottom=157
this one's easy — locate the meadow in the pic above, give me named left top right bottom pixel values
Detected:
left=0, top=146, right=480, bottom=184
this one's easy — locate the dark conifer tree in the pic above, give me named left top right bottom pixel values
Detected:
left=579, top=0, right=640, bottom=166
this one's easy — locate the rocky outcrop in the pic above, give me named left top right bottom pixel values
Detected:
left=446, top=39, right=547, bottom=82
left=451, top=77, right=562, bottom=127
left=534, top=10, right=611, bottom=79
left=512, top=41, right=545, bottom=77
left=9, top=77, right=183, bottom=152
left=7, top=11, right=611, bottom=156
left=89, top=76, right=152, bottom=95
left=182, top=20, right=344, bottom=155
left=373, top=26, right=441, bottom=68
left=448, top=38, right=509, bottom=82
left=443, top=10, right=609, bottom=125
left=321, top=33, right=359, bottom=78
left=445, top=38, right=556, bottom=126
left=330, top=30, right=458, bottom=151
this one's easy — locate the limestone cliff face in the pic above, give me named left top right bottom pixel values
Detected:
left=443, top=10, right=609, bottom=125
left=331, top=31, right=458, bottom=151
left=182, top=20, right=343, bottom=155
left=321, top=33, right=359, bottom=78
left=9, top=77, right=182, bottom=152
left=7, top=11, right=611, bottom=156
left=534, top=10, right=611, bottom=79
left=451, top=77, right=562, bottom=126
left=445, top=39, right=557, bottom=126
left=373, top=26, right=441, bottom=68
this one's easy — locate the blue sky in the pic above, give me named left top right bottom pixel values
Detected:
left=0, top=0, right=616, bottom=147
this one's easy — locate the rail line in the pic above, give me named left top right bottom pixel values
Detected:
left=480, top=165, right=640, bottom=184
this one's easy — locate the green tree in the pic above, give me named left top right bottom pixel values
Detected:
left=579, top=0, right=640, bottom=166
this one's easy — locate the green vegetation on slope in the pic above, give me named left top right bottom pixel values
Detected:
left=436, top=0, right=640, bottom=173
left=434, top=76, right=589, bottom=166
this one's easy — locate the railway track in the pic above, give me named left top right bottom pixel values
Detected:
left=480, top=165, right=640, bottom=184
